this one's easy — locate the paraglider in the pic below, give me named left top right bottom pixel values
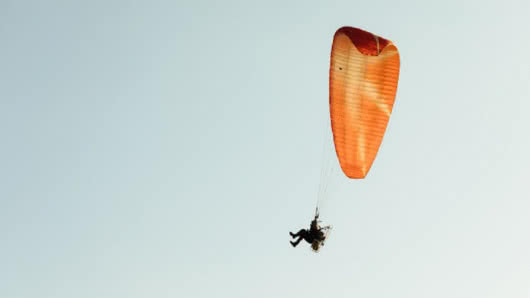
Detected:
left=290, top=26, right=400, bottom=251
left=289, top=212, right=332, bottom=251
left=330, top=26, right=400, bottom=178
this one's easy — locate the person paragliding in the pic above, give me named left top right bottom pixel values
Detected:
left=289, top=26, right=400, bottom=252
left=289, top=211, right=331, bottom=252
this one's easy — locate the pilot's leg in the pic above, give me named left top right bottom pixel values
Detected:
left=290, top=229, right=307, bottom=238
left=290, top=236, right=303, bottom=247
left=290, top=230, right=308, bottom=247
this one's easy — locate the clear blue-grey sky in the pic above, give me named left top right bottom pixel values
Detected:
left=1, top=1, right=529, bottom=297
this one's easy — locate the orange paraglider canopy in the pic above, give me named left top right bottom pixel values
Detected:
left=329, top=27, right=400, bottom=179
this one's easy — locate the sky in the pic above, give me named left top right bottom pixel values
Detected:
left=1, top=0, right=529, bottom=297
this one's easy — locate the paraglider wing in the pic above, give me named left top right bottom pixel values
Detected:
left=329, top=27, right=400, bottom=179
